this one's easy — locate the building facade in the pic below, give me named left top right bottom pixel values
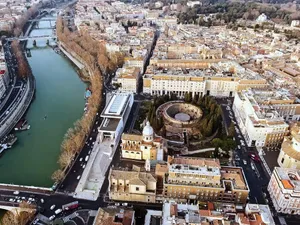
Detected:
left=233, top=89, right=290, bottom=147
left=268, top=167, right=300, bottom=215
left=108, top=168, right=157, bottom=203
left=143, top=60, right=268, bottom=98
left=113, top=67, right=140, bottom=93
left=278, top=123, right=300, bottom=169
left=121, top=121, right=166, bottom=161
left=0, top=44, right=9, bottom=98
left=160, top=156, right=249, bottom=204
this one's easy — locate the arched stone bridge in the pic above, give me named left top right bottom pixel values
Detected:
left=40, top=8, right=57, bottom=15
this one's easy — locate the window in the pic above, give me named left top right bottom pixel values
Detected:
left=136, top=187, right=139, bottom=191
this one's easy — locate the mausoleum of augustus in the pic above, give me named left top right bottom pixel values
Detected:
left=156, top=101, right=203, bottom=140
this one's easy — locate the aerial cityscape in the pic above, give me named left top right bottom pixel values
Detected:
left=0, top=0, right=300, bottom=224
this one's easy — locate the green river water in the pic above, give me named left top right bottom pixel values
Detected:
left=0, top=16, right=85, bottom=187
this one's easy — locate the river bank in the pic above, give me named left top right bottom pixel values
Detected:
left=0, top=16, right=86, bottom=187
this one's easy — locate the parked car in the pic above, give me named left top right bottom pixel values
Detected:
left=50, top=205, right=56, bottom=210
left=49, top=215, right=55, bottom=221
left=55, top=209, right=62, bottom=215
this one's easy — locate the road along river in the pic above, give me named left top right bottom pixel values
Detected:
left=0, top=15, right=86, bottom=187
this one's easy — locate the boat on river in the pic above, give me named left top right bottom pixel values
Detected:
left=14, top=118, right=31, bottom=131
left=0, top=134, right=17, bottom=155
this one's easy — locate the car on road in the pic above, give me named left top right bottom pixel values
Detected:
left=50, top=205, right=56, bottom=210
left=9, top=198, right=15, bottom=202
left=85, top=156, right=89, bottom=162
left=55, top=209, right=62, bottom=215
left=79, top=157, right=83, bottom=162
left=250, top=162, right=256, bottom=171
left=49, top=215, right=55, bottom=221
left=13, top=191, right=19, bottom=195
left=82, top=164, right=86, bottom=169
left=248, top=153, right=260, bottom=162
left=243, top=160, right=247, bottom=165
left=77, top=175, right=81, bottom=180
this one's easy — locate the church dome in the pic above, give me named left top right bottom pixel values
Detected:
left=143, top=121, right=154, bottom=137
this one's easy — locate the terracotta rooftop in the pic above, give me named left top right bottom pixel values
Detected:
left=168, top=156, right=221, bottom=168
left=94, top=208, right=134, bottom=225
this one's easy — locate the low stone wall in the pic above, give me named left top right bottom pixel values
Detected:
left=0, top=74, right=35, bottom=139
left=59, top=42, right=85, bottom=70
left=0, top=183, right=52, bottom=194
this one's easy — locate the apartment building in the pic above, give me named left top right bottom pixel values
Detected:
left=0, top=44, right=9, bottom=98
left=121, top=121, right=166, bottom=161
left=145, top=202, right=275, bottom=225
left=268, top=167, right=300, bottom=215
left=113, top=67, right=140, bottom=93
left=108, top=167, right=157, bottom=203
left=159, top=156, right=249, bottom=204
left=278, top=123, right=300, bottom=169
left=143, top=60, right=268, bottom=98
left=144, top=201, right=201, bottom=225
left=93, top=207, right=135, bottom=225
left=233, top=89, right=290, bottom=147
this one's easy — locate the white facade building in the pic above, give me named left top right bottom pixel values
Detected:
left=143, top=61, right=268, bottom=98
left=74, top=93, right=133, bottom=201
left=233, top=89, right=289, bottom=147
left=268, top=167, right=300, bottom=215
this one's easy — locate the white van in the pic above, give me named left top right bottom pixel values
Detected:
left=85, top=156, right=89, bottom=162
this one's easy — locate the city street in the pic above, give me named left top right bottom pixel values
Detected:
left=217, top=98, right=270, bottom=205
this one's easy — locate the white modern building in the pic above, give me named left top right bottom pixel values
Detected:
left=268, top=167, right=300, bottom=215
left=98, top=92, right=134, bottom=149
left=74, top=92, right=133, bottom=201
left=233, top=89, right=289, bottom=147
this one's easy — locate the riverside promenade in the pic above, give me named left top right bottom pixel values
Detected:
left=0, top=43, right=35, bottom=139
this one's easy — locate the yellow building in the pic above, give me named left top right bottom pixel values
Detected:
left=121, top=122, right=166, bottom=161
left=108, top=167, right=157, bottom=203
left=158, top=156, right=249, bottom=204
left=278, top=123, right=300, bottom=169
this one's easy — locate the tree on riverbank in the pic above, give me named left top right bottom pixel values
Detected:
left=52, top=16, right=119, bottom=182
left=1, top=202, right=35, bottom=225
left=11, top=40, right=30, bottom=78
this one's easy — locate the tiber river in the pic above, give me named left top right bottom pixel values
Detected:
left=0, top=15, right=85, bottom=187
